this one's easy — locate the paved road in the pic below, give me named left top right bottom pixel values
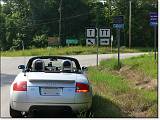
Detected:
left=1, top=53, right=146, bottom=117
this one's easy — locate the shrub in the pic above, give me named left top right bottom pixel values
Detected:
left=32, top=34, right=48, bottom=48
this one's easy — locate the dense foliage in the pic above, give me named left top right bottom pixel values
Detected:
left=0, top=0, right=158, bottom=50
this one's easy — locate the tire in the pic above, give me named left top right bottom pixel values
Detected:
left=10, top=106, right=23, bottom=118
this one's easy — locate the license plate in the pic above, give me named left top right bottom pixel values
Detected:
left=40, top=87, right=62, bottom=96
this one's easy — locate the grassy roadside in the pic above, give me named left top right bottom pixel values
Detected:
left=87, top=54, right=157, bottom=118
left=1, top=46, right=153, bottom=57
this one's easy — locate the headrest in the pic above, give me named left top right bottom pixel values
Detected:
left=62, top=60, right=73, bottom=72
left=32, top=59, right=45, bottom=72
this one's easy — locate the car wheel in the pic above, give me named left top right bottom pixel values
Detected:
left=10, top=106, right=23, bottom=118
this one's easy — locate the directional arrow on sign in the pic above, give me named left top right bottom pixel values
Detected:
left=100, top=38, right=110, bottom=45
left=86, top=38, right=96, bottom=45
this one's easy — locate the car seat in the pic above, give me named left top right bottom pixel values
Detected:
left=62, top=60, right=73, bottom=73
left=32, top=59, right=45, bottom=72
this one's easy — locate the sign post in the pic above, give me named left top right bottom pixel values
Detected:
left=96, top=28, right=99, bottom=67
left=111, top=35, right=113, bottom=53
left=154, top=26, right=157, bottom=61
left=86, top=27, right=111, bottom=67
left=113, top=15, right=124, bottom=68
left=117, top=29, right=120, bottom=67
left=150, top=12, right=158, bottom=62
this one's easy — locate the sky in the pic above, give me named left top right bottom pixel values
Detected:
left=0, top=0, right=4, bottom=5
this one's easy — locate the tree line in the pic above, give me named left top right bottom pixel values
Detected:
left=0, top=0, right=158, bottom=51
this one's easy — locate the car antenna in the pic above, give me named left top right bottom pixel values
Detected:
left=22, top=41, right=26, bottom=76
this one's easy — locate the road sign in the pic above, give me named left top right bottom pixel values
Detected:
left=149, top=12, right=158, bottom=62
left=150, top=12, right=158, bottom=27
left=99, top=29, right=110, bottom=38
left=113, top=24, right=124, bottom=29
left=48, top=37, right=59, bottom=46
left=66, top=39, right=78, bottom=45
left=86, top=28, right=96, bottom=38
left=113, top=16, right=124, bottom=24
left=100, top=38, right=110, bottom=45
left=86, top=28, right=96, bottom=45
left=85, top=28, right=111, bottom=46
left=113, top=15, right=124, bottom=29
left=86, top=38, right=96, bottom=45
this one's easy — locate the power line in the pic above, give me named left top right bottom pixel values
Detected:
left=0, top=11, right=92, bottom=29
left=1, top=11, right=92, bottom=23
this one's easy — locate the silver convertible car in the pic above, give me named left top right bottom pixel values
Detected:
left=10, top=56, right=92, bottom=117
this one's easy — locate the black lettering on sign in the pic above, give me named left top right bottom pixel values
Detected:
left=101, top=30, right=104, bottom=36
left=102, top=29, right=108, bottom=36
left=89, top=30, right=93, bottom=36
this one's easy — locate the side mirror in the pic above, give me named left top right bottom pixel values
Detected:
left=82, top=66, right=88, bottom=71
left=18, top=65, right=25, bottom=70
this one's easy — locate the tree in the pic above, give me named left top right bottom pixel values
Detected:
left=0, top=0, right=158, bottom=50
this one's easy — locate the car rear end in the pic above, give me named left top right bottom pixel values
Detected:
left=10, top=73, right=92, bottom=115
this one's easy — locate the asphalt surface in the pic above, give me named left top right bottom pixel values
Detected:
left=1, top=53, right=146, bottom=117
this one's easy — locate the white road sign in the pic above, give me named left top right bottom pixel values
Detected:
left=86, top=38, right=96, bottom=45
left=86, top=28, right=96, bottom=37
left=99, top=29, right=110, bottom=38
left=100, top=38, right=110, bottom=45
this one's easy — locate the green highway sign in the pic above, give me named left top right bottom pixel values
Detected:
left=66, top=39, right=78, bottom=45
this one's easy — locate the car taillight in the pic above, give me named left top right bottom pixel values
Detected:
left=13, top=81, right=27, bottom=91
left=76, top=83, right=89, bottom=93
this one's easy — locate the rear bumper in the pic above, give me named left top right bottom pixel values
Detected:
left=11, top=101, right=92, bottom=112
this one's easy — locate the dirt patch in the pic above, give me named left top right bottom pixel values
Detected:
left=116, top=66, right=157, bottom=91
left=132, top=111, right=148, bottom=118
left=110, top=66, right=158, bottom=117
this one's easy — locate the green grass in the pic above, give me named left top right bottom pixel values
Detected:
left=1, top=46, right=152, bottom=57
left=100, top=54, right=157, bottom=79
left=87, top=54, right=158, bottom=117
left=122, top=54, right=157, bottom=79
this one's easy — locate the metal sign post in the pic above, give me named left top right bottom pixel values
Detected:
left=117, top=29, right=120, bottom=67
left=154, top=26, right=157, bottom=61
left=111, top=35, right=113, bottom=53
left=113, top=15, right=124, bottom=68
left=149, top=12, right=158, bottom=62
left=96, top=28, right=99, bottom=67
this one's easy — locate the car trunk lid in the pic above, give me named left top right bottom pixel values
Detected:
left=26, top=72, right=76, bottom=103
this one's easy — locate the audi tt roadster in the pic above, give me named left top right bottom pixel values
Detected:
left=10, top=56, right=92, bottom=117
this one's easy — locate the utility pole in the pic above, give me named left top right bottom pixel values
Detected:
left=108, top=0, right=111, bottom=26
left=58, top=0, right=62, bottom=46
left=129, top=0, right=132, bottom=49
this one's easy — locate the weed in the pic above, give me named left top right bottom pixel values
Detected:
left=1, top=46, right=152, bottom=57
left=87, top=54, right=157, bottom=117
